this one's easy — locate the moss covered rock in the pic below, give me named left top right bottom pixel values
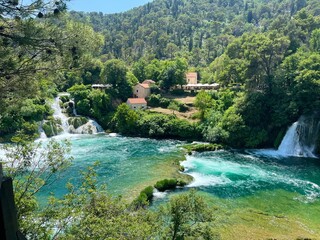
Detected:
left=68, top=117, right=88, bottom=129
left=154, top=179, right=178, bottom=192
left=42, top=120, right=63, bottom=137
left=183, top=143, right=225, bottom=154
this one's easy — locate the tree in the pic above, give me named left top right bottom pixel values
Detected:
left=195, top=91, right=212, bottom=120
left=0, top=1, right=104, bottom=137
left=1, top=136, right=72, bottom=238
left=81, top=59, right=104, bottom=85
left=165, top=43, right=179, bottom=59
left=159, top=58, right=187, bottom=91
left=126, top=71, right=139, bottom=87
left=156, top=190, right=219, bottom=240
left=225, top=32, right=290, bottom=92
left=168, top=101, right=180, bottom=115
left=112, top=103, right=138, bottom=134
left=0, top=1, right=70, bottom=105
left=132, top=58, right=148, bottom=81
left=310, top=29, right=320, bottom=52
left=101, top=59, right=132, bottom=100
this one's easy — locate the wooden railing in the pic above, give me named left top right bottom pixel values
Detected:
left=0, top=163, right=26, bottom=240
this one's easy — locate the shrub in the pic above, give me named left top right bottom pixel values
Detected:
left=140, top=186, right=154, bottom=202
left=159, top=98, right=170, bottom=108
left=154, top=179, right=178, bottom=192
left=131, top=186, right=154, bottom=210
left=170, top=88, right=185, bottom=95
left=21, top=121, right=39, bottom=137
left=183, top=143, right=225, bottom=153
left=146, top=94, right=161, bottom=107
left=177, top=179, right=187, bottom=187
left=177, top=102, right=189, bottom=112
left=20, top=99, right=48, bottom=122
left=59, top=95, right=70, bottom=103
left=147, top=94, right=171, bottom=108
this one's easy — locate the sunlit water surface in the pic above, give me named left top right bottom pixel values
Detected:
left=3, top=134, right=320, bottom=238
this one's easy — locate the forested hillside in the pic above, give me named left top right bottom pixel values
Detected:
left=1, top=0, right=320, bottom=147
left=64, top=0, right=320, bottom=149
left=1, top=1, right=320, bottom=239
left=70, top=0, right=320, bottom=65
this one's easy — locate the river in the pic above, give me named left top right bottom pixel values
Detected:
left=4, top=133, right=320, bottom=238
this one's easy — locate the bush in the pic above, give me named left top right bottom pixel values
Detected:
left=150, top=85, right=161, bottom=94
left=76, top=99, right=91, bottom=116
left=177, top=179, right=187, bottom=187
left=140, top=186, right=154, bottom=202
left=166, top=118, right=201, bottom=140
left=20, top=121, right=39, bottom=137
left=174, top=100, right=188, bottom=112
left=59, top=95, right=70, bottom=103
left=20, top=99, right=48, bottom=122
left=170, top=88, right=185, bottom=95
left=146, top=94, right=170, bottom=108
left=159, top=98, right=170, bottom=108
left=154, top=179, right=178, bottom=192
left=131, top=186, right=154, bottom=209
left=183, top=143, right=225, bottom=154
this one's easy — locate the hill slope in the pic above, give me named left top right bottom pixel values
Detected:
left=69, top=0, right=320, bottom=65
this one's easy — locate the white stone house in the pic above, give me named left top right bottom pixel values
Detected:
left=133, top=83, right=151, bottom=98
left=186, top=72, right=198, bottom=84
left=126, top=98, right=147, bottom=110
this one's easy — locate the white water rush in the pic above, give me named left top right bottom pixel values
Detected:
left=52, top=96, right=70, bottom=134
left=278, top=115, right=320, bottom=158
left=39, top=95, right=104, bottom=138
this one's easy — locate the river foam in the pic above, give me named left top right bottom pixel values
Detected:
left=181, top=151, right=320, bottom=202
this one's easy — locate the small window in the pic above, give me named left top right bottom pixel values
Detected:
left=136, top=90, right=138, bottom=92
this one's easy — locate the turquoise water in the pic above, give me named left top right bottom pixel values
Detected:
left=174, top=150, right=320, bottom=238
left=4, top=134, right=320, bottom=237
left=37, top=134, right=181, bottom=202
left=38, top=135, right=320, bottom=206
left=19, top=134, right=320, bottom=237
left=181, top=150, right=320, bottom=201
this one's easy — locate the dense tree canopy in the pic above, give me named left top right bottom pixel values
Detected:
left=69, top=0, right=320, bottom=66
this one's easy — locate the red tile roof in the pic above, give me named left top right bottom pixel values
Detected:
left=139, top=83, right=150, bottom=89
left=127, top=98, right=147, bottom=104
left=142, top=80, right=155, bottom=85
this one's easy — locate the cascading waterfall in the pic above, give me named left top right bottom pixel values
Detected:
left=277, top=115, right=320, bottom=158
left=52, top=97, right=70, bottom=134
left=38, top=121, right=48, bottom=139
left=39, top=96, right=104, bottom=138
left=69, top=100, right=78, bottom=116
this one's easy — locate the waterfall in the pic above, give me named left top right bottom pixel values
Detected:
left=70, top=120, right=104, bottom=134
left=52, top=97, right=70, bottom=134
left=37, top=95, right=105, bottom=138
left=38, top=121, right=48, bottom=139
left=278, top=115, right=320, bottom=158
left=69, top=100, right=78, bottom=116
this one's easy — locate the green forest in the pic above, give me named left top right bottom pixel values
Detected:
left=1, top=0, right=320, bottom=239
left=1, top=0, right=320, bottom=148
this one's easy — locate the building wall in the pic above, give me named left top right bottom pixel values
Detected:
left=186, top=75, right=197, bottom=84
left=127, top=103, right=147, bottom=110
left=133, top=84, right=151, bottom=98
